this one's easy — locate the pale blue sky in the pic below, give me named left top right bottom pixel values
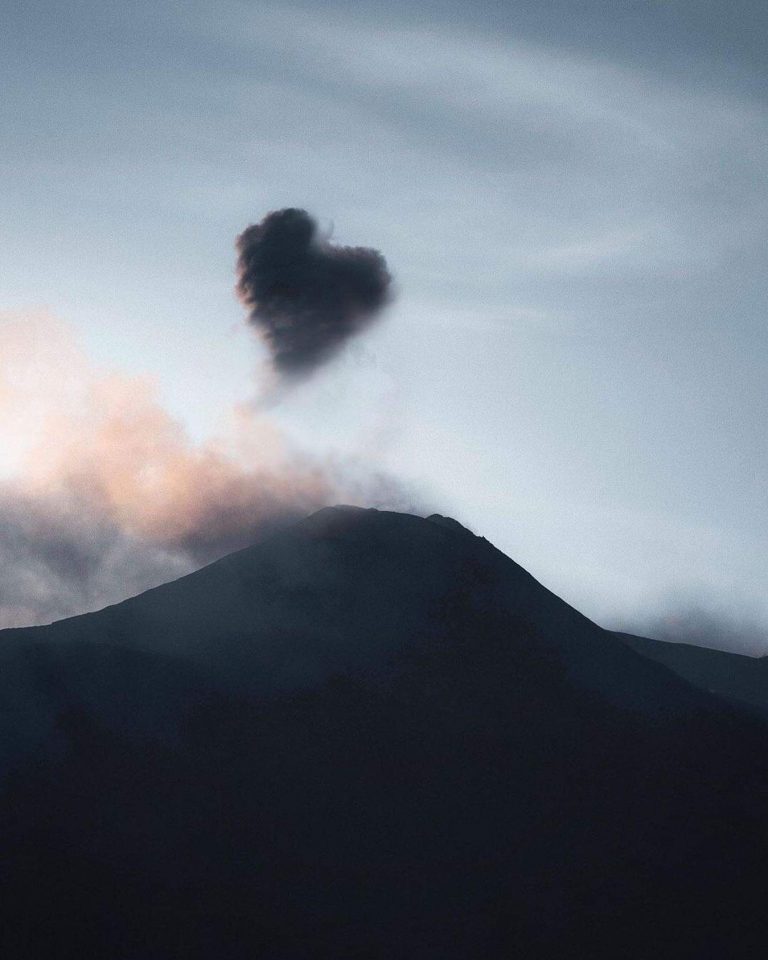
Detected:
left=2, top=1, right=766, bottom=641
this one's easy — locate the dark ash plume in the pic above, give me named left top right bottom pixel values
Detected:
left=236, top=209, right=392, bottom=377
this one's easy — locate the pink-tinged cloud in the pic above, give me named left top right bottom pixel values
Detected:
left=0, top=313, right=420, bottom=627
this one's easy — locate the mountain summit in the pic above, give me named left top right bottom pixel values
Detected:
left=0, top=506, right=708, bottom=709
left=1, top=507, right=767, bottom=958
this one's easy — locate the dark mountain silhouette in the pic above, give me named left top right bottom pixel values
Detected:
left=617, top=630, right=768, bottom=721
left=1, top=506, right=767, bottom=958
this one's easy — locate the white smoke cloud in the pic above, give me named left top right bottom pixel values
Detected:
left=0, top=312, right=420, bottom=627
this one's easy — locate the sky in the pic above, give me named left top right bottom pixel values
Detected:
left=1, top=0, right=767, bottom=649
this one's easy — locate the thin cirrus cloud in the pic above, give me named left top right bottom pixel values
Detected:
left=168, top=2, right=767, bottom=326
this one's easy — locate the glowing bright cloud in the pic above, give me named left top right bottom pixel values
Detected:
left=0, top=312, right=419, bottom=627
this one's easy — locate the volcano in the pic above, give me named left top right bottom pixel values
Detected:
left=1, top=506, right=766, bottom=958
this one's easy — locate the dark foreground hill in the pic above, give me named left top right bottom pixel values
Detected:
left=617, top=630, right=768, bottom=721
left=1, top=506, right=767, bottom=958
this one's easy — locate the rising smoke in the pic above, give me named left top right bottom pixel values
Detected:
left=236, top=208, right=392, bottom=378
left=0, top=310, right=419, bottom=628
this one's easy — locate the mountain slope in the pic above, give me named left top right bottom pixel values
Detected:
left=2, top=506, right=710, bottom=710
left=0, top=506, right=767, bottom=959
left=617, top=630, right=768, bottom=720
